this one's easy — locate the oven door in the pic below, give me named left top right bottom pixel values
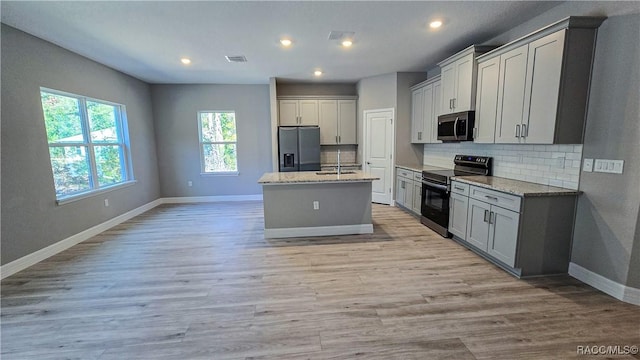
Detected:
left=421, top=180, right=450, bottom=230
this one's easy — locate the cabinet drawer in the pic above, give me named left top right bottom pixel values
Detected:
left=413, top=171, right=422, bottom=182
left=397, top=168, right=412, bottom=179
left=469, top=186, right=521, bottom=213
left=451, top=181, right=470, bottom=196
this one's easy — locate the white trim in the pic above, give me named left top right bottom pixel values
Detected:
left=1, top=199, right=163, bottom=279
left=56, top=180, right=137, bottom=205
left=264, top=224, right=373, bottom=238
left=569, top=262, right=640, bottom=306
left=162, top=194, right=262, bottom=203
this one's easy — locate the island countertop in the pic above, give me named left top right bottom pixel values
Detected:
left=258, top=170, right=379, bottom=184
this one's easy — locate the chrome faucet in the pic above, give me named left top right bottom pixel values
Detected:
left=337, top=149, right=341, bottom=175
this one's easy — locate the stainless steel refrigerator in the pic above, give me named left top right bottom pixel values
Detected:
left=278, top=126, right=321, bottom=172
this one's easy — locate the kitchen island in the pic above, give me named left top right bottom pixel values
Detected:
left=258, top=170, right=379, bottom=238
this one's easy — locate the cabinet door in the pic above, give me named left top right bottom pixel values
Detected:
left=422, top=84, right=434, bottom=143
left=412, top=182, right=422, bottom=214
left=522, top=30, right=565, bottom=144
left=454, top=53, right=474, bottom=111
left=279, top=100, right=299, bottom=126
left=337, top=100, right=357, bottom=144
left=404, top=178, right=414, bottom=210
left=449, top=193, right=469, bottom=239
left=495, top=44, right=529, bottom=144
left=430, top=80, right=442, bottom=143
left=395, top=175, right=406, bottom=207
left=488, top=206, right=520, bottom=267
left=410, top=87, right=424, bottom=143
left=474, top=57, right=500, bottom=143
left=318, top=100, right=338, bottom=145
left=466, top=198, right=491, bottom=251
left=299, top=99, right=319, bottom=125
left=440, top=63, right=456, bottom=114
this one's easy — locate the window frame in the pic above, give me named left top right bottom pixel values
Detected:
left=40, top=87, right=135, bottom=204
left=197, top=110, right=239, bottom=175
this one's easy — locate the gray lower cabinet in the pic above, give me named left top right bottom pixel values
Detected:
left=395, top=167, right=421, bottom=215
left=448, top=192, right=469, bottom=239
left=450, top=180, right=576, bottom=277
left=412, top=182, right=422, bottom=214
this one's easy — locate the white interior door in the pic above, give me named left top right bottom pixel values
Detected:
left=364, top=109, right=394, bottom=204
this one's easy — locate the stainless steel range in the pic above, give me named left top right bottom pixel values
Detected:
left=420, top=155, right=492, bottom=237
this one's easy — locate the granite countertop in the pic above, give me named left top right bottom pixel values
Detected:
left=452, top=176, right=581, bottom=197
left=396, top=164, right=451, bottom=172
left=258, top=170, right=379, bottom=184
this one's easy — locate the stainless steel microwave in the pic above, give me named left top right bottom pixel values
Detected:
left=437, top=111, right=475, bottom=142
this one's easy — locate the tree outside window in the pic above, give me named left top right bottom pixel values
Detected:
left=198, top=111, right=238, bottom=173
left=40, top=89, right=132, bottom=199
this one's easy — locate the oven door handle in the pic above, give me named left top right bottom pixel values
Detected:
left=422, top=180, right=449, bottom=192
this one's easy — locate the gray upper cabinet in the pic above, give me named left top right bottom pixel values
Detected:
left=278, top=99, right=319, bottom=126
left=438, top=45, right=496, bottom=115
left=318, top=99, right=357, bottom=145
left=410, top=76, right=441, bottom=144
left=474, top=56, right=500, bottom=143
left=475, top=16, right=605, bottom=144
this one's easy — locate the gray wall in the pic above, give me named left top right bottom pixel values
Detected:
left=355, top=73, right=397, bottom=162
left=396, top=72, right=429, bottom=167
left=151, top=84, right=271, bottom=197
left=276, top=82, right=357, bottom=96
left=484, top=3, right=640, bottom=287
left=1, top=25, right=161, bottom=265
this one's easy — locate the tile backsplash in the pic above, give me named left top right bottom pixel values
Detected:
left=423, top=143, right=583, bottom=190
left=321, top=145, right=357, bottom=164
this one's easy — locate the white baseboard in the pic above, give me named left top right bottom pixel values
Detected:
left=162, top=194, right=263, bottom=203
left=1, top=199, right=163, bottom=279
left=0, top=194, right=263, bottom=279
left=569, top=262, right=640, bottom=306
left=264, top=224, right=373, bottom=239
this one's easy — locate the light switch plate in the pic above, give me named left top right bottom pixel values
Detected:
left=594, top=159, right=624, bottom=174
left=583, top=158, right=593, bottom=172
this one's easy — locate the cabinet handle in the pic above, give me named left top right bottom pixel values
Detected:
left=515, top=124, right=521, bottom=138
left=449, top=99, right=453, bottom=109
left=452, top=98, right=456, bottom=109
left=485, top=195, right=498, bottom=201
left=418, top=132, right=422, bottom=140
left=490, top=211, right=495, bottom=224
left=484, top=209, right=489, bottom=223
left=401, top=180, right=405, bottom=189
left=338, top=135, right=341, bottom=143
left=335, top=135, right=338, bottom=143
left=522, top=124, right=528, bottom=138
left=454, top=186, right=465, bottom=191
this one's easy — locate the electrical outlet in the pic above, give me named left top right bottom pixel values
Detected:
left=188, top=180, right=193, bottom=187
left=313, top=201, right=319, bottom=210
left=582, top=158, right=593, bottom=172
left=104, top=199, right=109, bottom=207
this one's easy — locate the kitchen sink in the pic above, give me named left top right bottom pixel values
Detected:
left=316, top=171, right=356, bottom=175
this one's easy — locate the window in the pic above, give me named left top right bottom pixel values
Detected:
left=198, top=111, right=238, bottom=174
left=40, top=89, right=133, bottom=200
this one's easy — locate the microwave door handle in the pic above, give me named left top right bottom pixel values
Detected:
left=453, top=117, right=459, bottom=140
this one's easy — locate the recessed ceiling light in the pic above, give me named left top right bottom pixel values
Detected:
left=180, top=57, right=192, bottom=65
left=314, top=70, right=323, bottom=77
left=341, top=40, right=353, bottom=47
left=430, top=20, right=443, bottom=29
left=280, top=39, right=292, bottom=47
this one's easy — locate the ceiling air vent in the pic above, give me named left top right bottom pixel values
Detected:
left=328, top=31, right=355, bottom=41
left=225, top=55, right=247, bottom=63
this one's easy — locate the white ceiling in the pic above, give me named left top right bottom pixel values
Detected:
left=1, top=1, right=562, bottom=84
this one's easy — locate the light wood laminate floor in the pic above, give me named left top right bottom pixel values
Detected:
left=2, top=202, right=639, bottom=359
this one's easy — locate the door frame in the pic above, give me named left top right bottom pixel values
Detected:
left=362, top=108, right=395, bottom=205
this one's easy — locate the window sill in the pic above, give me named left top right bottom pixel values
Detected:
left=56, top=180, right=138, bottom=206
left=200, top=172, right=240, bottom=177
